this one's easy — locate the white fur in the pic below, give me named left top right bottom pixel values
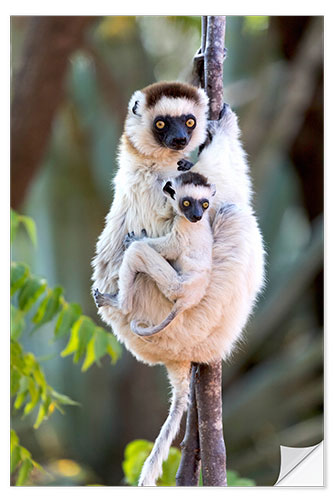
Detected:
left=92, top=85, right=265, bottom=486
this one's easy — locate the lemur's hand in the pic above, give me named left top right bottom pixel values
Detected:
left=177, top=159, right=194, bottom=172
left=198, top=103, right=231, bottom=155
left=123, top=229, right=148, bottom=249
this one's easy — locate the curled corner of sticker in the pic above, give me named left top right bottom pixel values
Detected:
left=275, top=441, right=324, bottom=486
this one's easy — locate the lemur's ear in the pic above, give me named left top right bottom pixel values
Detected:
left=128, top=90, right=144, bottom=117
left=132, top=100, right=140, bottom=115
left=163, top=181, right=176, bottom=200
left=210, top=184, right=217, bottom=197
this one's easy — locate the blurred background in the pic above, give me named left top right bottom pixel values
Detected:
left=10, top=16, right=323, bottom=486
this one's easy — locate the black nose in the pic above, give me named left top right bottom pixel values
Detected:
left=171, top=137, right=187, bottom=148
left=191, top=214, right=202, bottom=222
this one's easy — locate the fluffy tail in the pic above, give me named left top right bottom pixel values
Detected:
left=131, top=305, right=180, bottom=337
left=138, top=362, right=191, bottom=486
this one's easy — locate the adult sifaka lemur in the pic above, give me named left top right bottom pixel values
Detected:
left=92, top=81, right=265, bottom=486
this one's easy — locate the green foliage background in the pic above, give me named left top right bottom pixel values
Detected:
left=10, top=211, right=121, bottom=484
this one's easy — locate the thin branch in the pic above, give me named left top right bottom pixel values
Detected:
left=175, top=364, right=201, bottom=486
left=204, top=16, right=226, bottom=119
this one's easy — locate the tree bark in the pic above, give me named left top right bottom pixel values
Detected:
left=11, top=16, right=95, bottom=209
left=204, top=16, right=226, bottom=119
left=195, top=362, right=227, bottom=486
left=175, top=365, right=201, bottom=486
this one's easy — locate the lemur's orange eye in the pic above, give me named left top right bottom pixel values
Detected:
left=183, top=200, right=191, bottom=207
left=202, top=201, right=209, bottom=209
left=156, top=121, right=165, bottom=129
left=186, top=118, right=195, bottom=128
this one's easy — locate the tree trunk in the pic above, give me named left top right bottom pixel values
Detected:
left=11, top=16, right=95, bottom=209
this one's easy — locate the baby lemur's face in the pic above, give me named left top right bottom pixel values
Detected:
left=163, top=172, right=216, bottom=223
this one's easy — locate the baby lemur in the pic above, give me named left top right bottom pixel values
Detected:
left=94, top=171, right=216, bottom=336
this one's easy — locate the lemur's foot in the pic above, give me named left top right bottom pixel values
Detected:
left=93, top=289, right=119, bottom=308
left=124, top=230, right=148, bottom=249
left=177, top=159, right=194, bottom=172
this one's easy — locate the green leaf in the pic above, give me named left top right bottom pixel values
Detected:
left=81, top=337, right=96, bottom=372
left=32, top=286, right=63, bottom=326
left=11, top=211, right=37, bottom=247
left=55, top=302, right=82, bottom=338
left=11, top=429, right=19, bottom=449
left=122, top=439, right=181, bottom=486
left=11, top=305, right=26, bottom=340
left=18, top=276, right=47, bottom=312
left=16, top=459, right=34, bottom=486
left=74, top=317, right=95, bottom=362
left=94, top=328, right=111, bottom=361
left=50, top=389, right=79, bottom=407
left=34, top=396, right=51, bottom=429
left=11, top=262, right=29, bottom=296
left=159, top=446, right=181, bottom=486
left=106, top=331, right=122, bottom=364
left=23, top=379, right=41, bottom=416
left=10, top=367, right=21, bottom=394
left=14, top=376, right=29, bottom=409
left=10, top=340, right=24, bottom=372
left=122, top=440, right=153, bottom=486
left=31, top=363, right=47, bottom=394
left=10, top=430, right=21, bottom=474
left=10, top=209, right=20, bottom=243
left=61, top=322, right=80, bottom=358
left=19, top=215, right=37, bottom=246
left=82, top=327, right=109, bottom=372
left=11, top=445, right=21, bottom=474
left=61, top=316, right=94, bottom=363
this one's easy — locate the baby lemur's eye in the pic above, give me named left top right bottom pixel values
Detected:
left=183, top=200, right=191, bottom=207
left=186, top=118, right=196, bottom=128
left=155, top=120, right=166, bottom=130
left=202, top=201, right=209, bottom=209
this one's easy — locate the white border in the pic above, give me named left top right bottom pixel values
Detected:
left=2, top=6, right=331, bottom=499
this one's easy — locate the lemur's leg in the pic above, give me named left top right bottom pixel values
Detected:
left=118, top=241, right=183, bottom=314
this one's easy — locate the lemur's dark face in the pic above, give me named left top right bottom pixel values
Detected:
left=152, top=114, right=197, bottom=151
left=163, top=173, right=214, bottom=223
left=179, top=197, right=210, bottom=223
